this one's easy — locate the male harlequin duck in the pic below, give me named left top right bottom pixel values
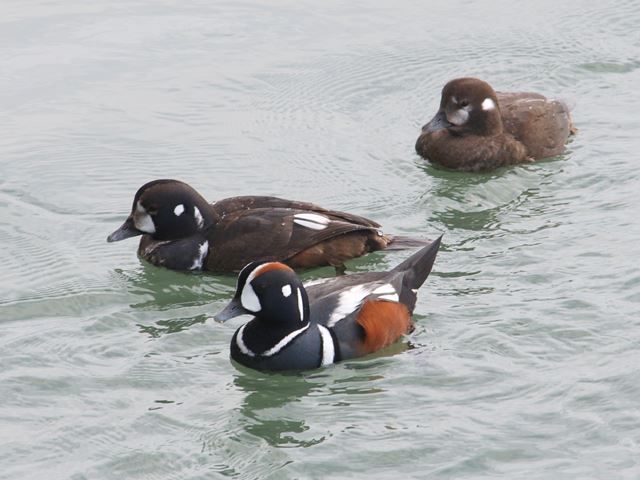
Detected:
left=415, top=77, right=576, bottom=171
left=107, top=179, right=425, bottom=273
left=214, top=236, right=441, bottom=371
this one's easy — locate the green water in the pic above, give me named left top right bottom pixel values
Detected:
left=2, top=0, right=640, bottom=478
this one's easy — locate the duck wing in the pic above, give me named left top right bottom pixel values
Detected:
left=206, top=206, right=380, bottom=272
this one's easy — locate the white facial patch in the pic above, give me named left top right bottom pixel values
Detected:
left=174, top=204, right=185, bottom=216
left=482, top=97, right=496, bottom=111
left=238, top=262, right=281, bottom=313
left=190, top=241, right=208, bottom=270
left=293, top=213, right=330, bottom=230
left=296, top=288, right=305, bottom=322
left=318, top=324, right=335, bottom=366
left=240, top=282, right=261, bottom=313
left=282, top=284, right=292, bottom=298
left=447, top=109, right=469, bottom=126
left=133, top=201, right=156, bottom=234
left=194, top=206, right=204, bottom=229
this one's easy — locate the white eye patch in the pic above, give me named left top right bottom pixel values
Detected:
left=281, top=284, right=292, bottom=297
left=174, top=204, right=185, bottom=216
left=482, top=98, right=496, bottom=111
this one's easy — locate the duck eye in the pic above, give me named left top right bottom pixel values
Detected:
left=459, top=100, right=470, bottom=108
left=147, top=205, right=158, bottom=216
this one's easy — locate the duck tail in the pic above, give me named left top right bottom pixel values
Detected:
left=394, top=235, right=442, bottom=292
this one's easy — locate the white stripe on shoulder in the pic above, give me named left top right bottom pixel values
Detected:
left=263, top=323, right=310, bottom=357
left=236, top=324, right=255, bottom=357
left=317, top=325, right=335, bottom=366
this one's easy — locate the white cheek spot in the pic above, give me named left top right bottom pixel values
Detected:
left=281, top=284, right=292, bottom=298
left=293, top=213, right=330, bottom=230
left=241, top=283, right=261, bottom=313
left=296, top=288, right=305, bottom=322
left=174, top=204, right=185, bottom=216
left=482, top=98, right=496, bottom=111
left=194, top=206, right=204, bottom=229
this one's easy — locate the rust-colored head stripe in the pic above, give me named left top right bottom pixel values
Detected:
left=254, top=262, right=294, bottom=278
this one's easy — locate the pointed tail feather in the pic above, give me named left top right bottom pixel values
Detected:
left=394, top=235, right=442, bottom=292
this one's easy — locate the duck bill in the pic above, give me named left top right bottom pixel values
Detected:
left=107, top=216, right=142, bottom=242
left=214, top=297, right=247, bottom=322
left=421, top=110, right=452, bottom=133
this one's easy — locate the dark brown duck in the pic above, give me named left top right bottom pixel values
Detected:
left=107, top=179, right=425, bottom=273
left=415, top=77, right=576, bottom=171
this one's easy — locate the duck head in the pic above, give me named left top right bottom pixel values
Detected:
left=107, top=179, right=214, bottom=242
left=421, top=77, right=503, bottom=137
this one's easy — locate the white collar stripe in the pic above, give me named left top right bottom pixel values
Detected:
left=236, top=324, right=255, bottom=357
left=318, top=325, right=335, bottom=366
left=262, top=323, right=310, bottom=356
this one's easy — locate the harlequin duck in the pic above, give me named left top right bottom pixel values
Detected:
left=415, top=77, right=576, bottom=171
left=107, top=179, right=425, bottom=273
left=214, top=236, right=441, bottom=371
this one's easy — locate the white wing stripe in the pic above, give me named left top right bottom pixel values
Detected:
left=294, top=219, right=327, bottom=230
left=293, top=213, right=330, bottom=225
left=327, top=283, right=400, bottom=327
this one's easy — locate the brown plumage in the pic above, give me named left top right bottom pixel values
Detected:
left=415, top=77, right=576, bottom=171
left=108, top=180, right=419, bottom=273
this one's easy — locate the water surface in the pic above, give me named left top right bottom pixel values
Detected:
left=2, top=0, right=640, bottom=478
